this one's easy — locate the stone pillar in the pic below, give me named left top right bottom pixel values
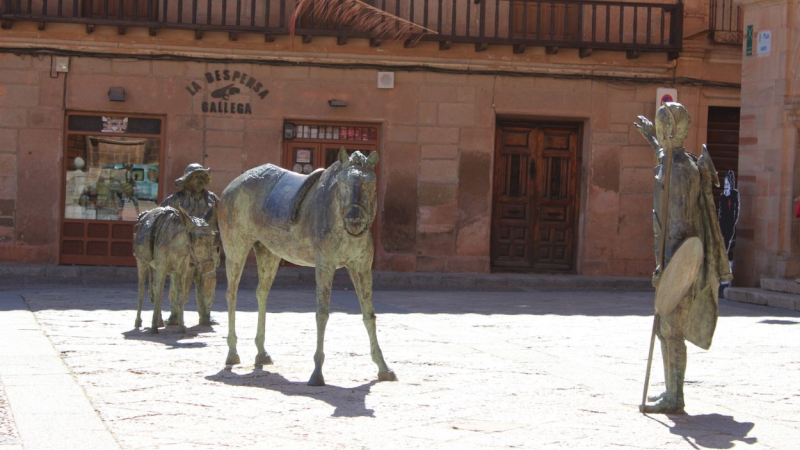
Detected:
left=736, top=0, right=800, bottom=285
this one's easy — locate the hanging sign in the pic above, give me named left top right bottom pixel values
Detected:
left=102, top=116, right=128, bottom=133
left=746, top=25, right=753, bottom=56
left=185, top=68, right=269, bottom=114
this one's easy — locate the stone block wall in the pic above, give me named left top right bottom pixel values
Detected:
left=736, top=0, right=800, bottom=286
left=0, top=51, right=740, bottom=275
left=0, top=53, right=64, bottom=263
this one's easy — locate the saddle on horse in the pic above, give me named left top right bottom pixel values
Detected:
left=262, top=165, right=324, bottom=230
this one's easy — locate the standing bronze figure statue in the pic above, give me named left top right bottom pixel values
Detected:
left=161, top=164, right=221, bottom=326
left=217, top=148, right=396, bottom=386
left=133, top=206, right=219, bottom=333
left=634, top=103, right=732, bottom=414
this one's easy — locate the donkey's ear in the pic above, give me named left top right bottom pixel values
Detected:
left=367, top=152, right=379, bottom=168
left=338, top=147, right=349, bottom=166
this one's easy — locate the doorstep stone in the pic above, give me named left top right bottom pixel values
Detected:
left=725, top=287, right=800, bottom=311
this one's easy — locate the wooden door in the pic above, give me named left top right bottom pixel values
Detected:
left=706, top=106, right=740, bottom=204
left=491, top=123, right=579, bottom=272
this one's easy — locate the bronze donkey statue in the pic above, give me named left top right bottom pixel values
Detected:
left=217, top=148, right=396, bottom=386
left=134, top=206, right=219, bottom=334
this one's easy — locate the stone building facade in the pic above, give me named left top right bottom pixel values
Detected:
left=736, top=0, right=799, bottom=286
left=0, top=1, right=743, bottom=276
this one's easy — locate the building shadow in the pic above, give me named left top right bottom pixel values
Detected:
left=205, top=368, right=377, bottom=418
left=121, top=324, right=214, bottom=349
left=647, top=413, right=757, bottom=449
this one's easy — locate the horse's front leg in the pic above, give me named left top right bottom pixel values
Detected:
left=224, top=249, right=248, bottom=366
left=309, top=264, right=334, bottom=386
left=348, top=263, right=397, bottom=382
left=150, top=270, right=167, bottom=334
left=253, top=242, right=280, bottom=366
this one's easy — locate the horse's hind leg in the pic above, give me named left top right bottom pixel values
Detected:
left=309, top=265, right=334, bottom=386
left=253, top=242, right=281, bottom=366
left=224, top=247, right=249, bottom=366
left=348, top=264, right=397, bottom=382
left=135, top=260, right=147, bottom=328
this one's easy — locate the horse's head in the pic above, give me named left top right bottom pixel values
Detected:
left=177, top=206, right=220, bottom=275
left=333, top=148, right=379, bottom=237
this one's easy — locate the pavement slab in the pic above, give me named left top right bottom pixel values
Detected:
left=1, top=284, right=799, bottom=449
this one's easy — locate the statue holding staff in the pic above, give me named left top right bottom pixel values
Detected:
left=634, top=103, right=732, bottom=414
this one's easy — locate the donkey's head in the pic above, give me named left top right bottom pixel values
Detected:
left=177, top=206, right=220, bottom=275
left=334, top=148, right=379, bottom=237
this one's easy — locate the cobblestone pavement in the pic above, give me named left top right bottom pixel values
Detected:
left=0, top=381, right=21, bottom=448
left=3, top=284, right=800, bottom=449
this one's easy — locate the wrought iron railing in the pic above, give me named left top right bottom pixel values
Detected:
left=0, top=0, right=683, bottom=55
left=709, top=0, right=742, bottom=44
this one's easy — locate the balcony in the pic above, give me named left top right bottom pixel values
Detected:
left=710, top=0, right=742, bottom=44
left=1, top=0, right=683, bottom=58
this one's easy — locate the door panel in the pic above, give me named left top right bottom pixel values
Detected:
left=492, top=124, right=579, bottom=272
left=492, top=127, right=535, bottom=268
left=534, top=129, right=578, bottom=271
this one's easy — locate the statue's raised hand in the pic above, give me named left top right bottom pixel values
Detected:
left=634, top=115, right=659, bottom=151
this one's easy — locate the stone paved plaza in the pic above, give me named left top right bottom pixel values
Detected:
left=1, top=281, right=799, bottom=449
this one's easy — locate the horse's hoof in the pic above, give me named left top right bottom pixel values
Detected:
left=134, top=319, right=142, bottom=328
left=225, top=354, right=241, bottom=366
left=378, top=370, right=398, bottom=382
left=199, top=315, right=218, bottom=326
left=149, top=328, right=159, bottom=335
left=308, top=371, right=325, bottom=387
left=157, top=319, right=165, bottom=328
left=165, top=315, right=179, bottom=326
left=255, top=353, right=273, bottom=366
left=177, top=326, right=186, bottom=334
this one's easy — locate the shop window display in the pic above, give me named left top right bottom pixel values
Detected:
left=61, top=113, right=164, bottom=266
left=64, top=135, right=161, bottom=221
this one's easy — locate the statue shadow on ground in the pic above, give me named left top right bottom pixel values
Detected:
left=121, top=324, right=214, bottom=349
left=647, top=413, right=756, bottom=449
left=757, top=319, right=799, bottom=325
left=205, top=368, right=377, bottom=418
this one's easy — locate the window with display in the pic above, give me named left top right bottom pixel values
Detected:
left=283, top=121, right=379, bottom=174
left=61, top=112, right=164, bottom=266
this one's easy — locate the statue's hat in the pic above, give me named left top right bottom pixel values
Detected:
left=175, top=163, right=211, bottom=189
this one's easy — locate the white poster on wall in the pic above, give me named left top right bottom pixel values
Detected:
left=757, top=30, right=771, bottom=55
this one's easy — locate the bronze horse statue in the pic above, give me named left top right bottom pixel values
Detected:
left=217, top=148, right=396, bottom=386
left=134, top=206, right=219, bottom=334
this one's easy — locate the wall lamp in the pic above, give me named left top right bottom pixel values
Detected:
left=328, top=99, right=347, bottom=107
left=108, top=87, right=126, bottom=102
